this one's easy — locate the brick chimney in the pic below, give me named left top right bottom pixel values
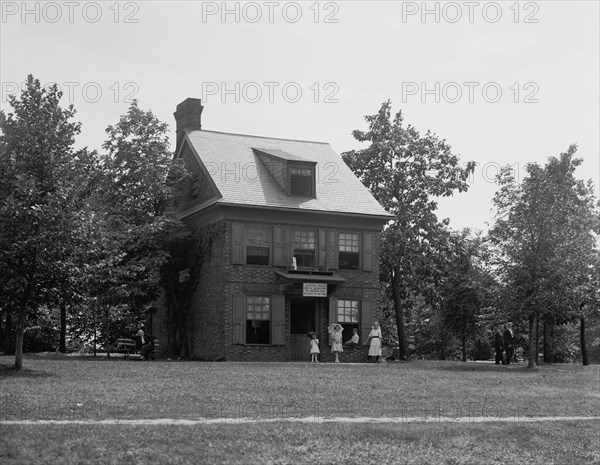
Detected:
left=174, top=98, right=203, bottom=154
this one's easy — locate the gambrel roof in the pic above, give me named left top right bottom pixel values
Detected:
left=179, top=128, right=391, bottom=219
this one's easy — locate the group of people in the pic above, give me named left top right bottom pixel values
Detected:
left=309, top=322, right=384, bottom=363
left=493, top=322, right=515, bottom=365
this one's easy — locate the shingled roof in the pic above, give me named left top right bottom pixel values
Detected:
left=182, top=128, right=391, bottom=218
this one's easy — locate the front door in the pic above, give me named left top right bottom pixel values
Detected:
left=290, top=298, right=316, bottom=361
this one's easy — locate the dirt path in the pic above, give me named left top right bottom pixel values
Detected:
left=2, top=416, right=599, bottom=425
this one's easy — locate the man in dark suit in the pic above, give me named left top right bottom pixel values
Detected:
left=503, top=323, right=515, bottom=365
left=493, top=326, right=504, bottom=365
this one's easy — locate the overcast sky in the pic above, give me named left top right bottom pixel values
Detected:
left=1, top=1, right=598, bottom=231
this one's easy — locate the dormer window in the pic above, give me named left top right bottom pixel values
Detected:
left=252, top=148, right=316, bottom=198
left=290, top=166, right=314, bottom=196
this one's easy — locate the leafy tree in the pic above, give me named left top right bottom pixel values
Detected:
left=87, top=101, right=189, bottom=354
left=490, top=146, right=599, bottom=368
left=440, top=232, right=481, bottom=361
left=342, top=101, right=475, bottom=359
left=0, top=75, right=86, bottom=369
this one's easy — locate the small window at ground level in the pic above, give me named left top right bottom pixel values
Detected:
left=246, top=296, right=270, bottom=344
left=337, top=299, right=360, bottom=342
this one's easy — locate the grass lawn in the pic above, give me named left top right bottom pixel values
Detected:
left=1, top=355, right=599, bottom=464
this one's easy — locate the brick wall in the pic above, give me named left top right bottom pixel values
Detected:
left=169, top=219, right=384, bottom=362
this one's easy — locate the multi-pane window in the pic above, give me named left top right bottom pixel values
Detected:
left=339, top=233, right=360, bottom=270
left=247, top=227, right=270, bottom=265
left=293, top=230, right=316, bottom=268
left=337, top=299, right=360, bottom=343
left=246, top=296, right=270, bottom=344
left=290, top=166, right=314, bottom=196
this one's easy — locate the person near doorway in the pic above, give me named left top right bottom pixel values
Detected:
left=328, top=323, right=344, bottom=362
left=366, top=322, right=383, bottom=363
left=309, top=333, right=320, bottom=362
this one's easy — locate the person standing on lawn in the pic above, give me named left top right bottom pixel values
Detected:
left=503, top=322, right=515, bottom=365
left=309, top=333, right=320, bottom=362
left=493, top=326, right=504, bottom=365
left=366, top=322, right=383, bottom=363
left=328, top=323, right=344, bottom=363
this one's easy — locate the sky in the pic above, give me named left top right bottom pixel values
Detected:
left=1, top=0, right=599, bottom=231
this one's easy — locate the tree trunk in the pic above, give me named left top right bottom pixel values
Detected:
left=14, top=283, right=32, bottom=370
left=59, top=300, right=67, bottom=353
left=14, top=306, right=26, bottom=370
left=93, top=300, right=97, bottom=357
left=103, top=304, right=111, bottom=358
left=462, top=331, right=466, bottom=362
left=580, top=315, right=589, bottom=366
left=543, top=319, right=553, bottom=364
left=3, top=312, right=14, bottom=355
left=527, top=314, right=537, bottom=369
left=391, top=266, right=408, bottom=359
left=535, top=317, right=540, bottom=364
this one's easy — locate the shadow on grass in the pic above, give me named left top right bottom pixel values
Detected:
left=0, top=363, right=56, bottom=379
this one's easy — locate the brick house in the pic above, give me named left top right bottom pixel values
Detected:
left=154, top=98, right=392, bottom=362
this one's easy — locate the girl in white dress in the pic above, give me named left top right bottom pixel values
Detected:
left=310, top=334, right=320, bottom=362
left=366, top=322, right=382, bottom=363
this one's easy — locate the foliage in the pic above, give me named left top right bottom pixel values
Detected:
left=342, top=101, right=475, bottom=359
left=0, top=77, right=191, bottom=366
left=160, top=223, right=224, bottom=358
left=0, top=75, right=87, bottom=368
left=78, top=100, right=191, bottom=355
left=490, top=146, right=600, bottom=367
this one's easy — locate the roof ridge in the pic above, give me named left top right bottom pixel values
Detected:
left=187, top=128, right=331, bottom=145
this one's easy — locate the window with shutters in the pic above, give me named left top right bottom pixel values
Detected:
left=246, top=296, right=270, bottom=344
left=338, top=232, right=360, bottom=270
left=293, top=229, right=316, bottom=268
left=337, top=299, right=360, bottom=342
left=247, top=226, right=270, bottom=265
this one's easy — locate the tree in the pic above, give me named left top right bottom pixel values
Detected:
left=342, top=101, right=475, bottom=359
left=89, top=101, right=189, bottom=354
left=0, top=75, right=84, bottom=369
left=440, top=231, right=483, bottom=362
left=490, top=146, right=599, bottom=368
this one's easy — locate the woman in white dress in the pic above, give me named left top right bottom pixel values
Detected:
left=327, top=323, right=344, bottom=363
left=366, top=322, right=382, bottom=363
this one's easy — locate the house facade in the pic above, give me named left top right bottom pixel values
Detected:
left=154, top=98, right=391, bottom=362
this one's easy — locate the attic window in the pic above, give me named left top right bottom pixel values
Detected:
left=191, top=177, right=200, bottom=200
left=290, top=166, right=314, bottom=196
